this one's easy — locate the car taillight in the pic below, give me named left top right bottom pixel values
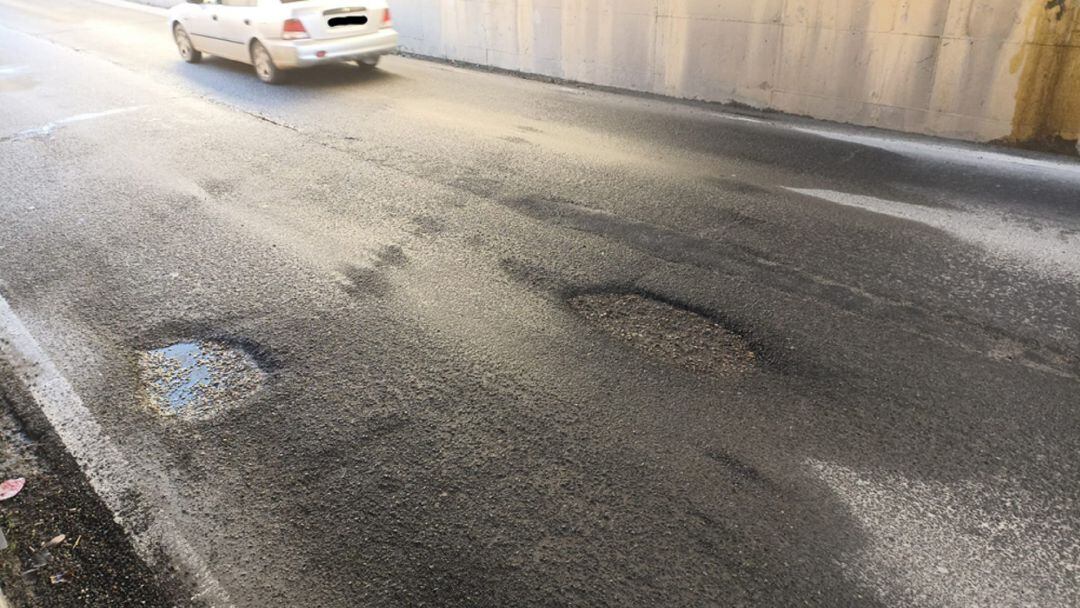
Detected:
left=381, top=7, right=392, bottom=27
left=282, top=18, right=309, bottom=40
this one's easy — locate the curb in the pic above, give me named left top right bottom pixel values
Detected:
left=0, top=295, right=231, bottom=607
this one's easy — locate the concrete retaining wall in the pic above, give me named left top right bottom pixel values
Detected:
left=144, top=0, right=1080, bottom=150
left=391, top=0, right=1080, bottom=150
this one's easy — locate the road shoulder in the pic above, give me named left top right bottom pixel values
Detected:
left=0, top=392, right=181, bottom=607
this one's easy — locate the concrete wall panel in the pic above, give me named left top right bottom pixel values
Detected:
left=388, top=0, right=1079, bottom=149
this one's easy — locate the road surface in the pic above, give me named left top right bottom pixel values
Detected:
left=0, top=0, right=1078, bottom=606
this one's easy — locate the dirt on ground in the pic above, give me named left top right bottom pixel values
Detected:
left=0, top=397, right=178, bottom=607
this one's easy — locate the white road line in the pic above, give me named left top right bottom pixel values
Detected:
left=713, top=112, right=766, bottom=125
left=88, top=0, right=168, bottom=17
left=785, top=187, right=1080, bottom=281
left=2, top=105, right=145, bottom=141
left=789, top=125, right=1080, bottom=181
left=0, top=295, right=233, bottom=607
left=0, top=65, right=29, bottom=76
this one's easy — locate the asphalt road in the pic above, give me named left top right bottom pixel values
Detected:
left=1, top=0, right=1079, bottom=606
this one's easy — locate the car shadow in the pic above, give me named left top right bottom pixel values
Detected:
left=174, top=54, right=404, bottom=92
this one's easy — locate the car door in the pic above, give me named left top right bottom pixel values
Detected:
left=177, top=0, right=217, bottom=50
left=215, top=0, right=258, bottom=62
left=182, top=0, right=226, bottom=56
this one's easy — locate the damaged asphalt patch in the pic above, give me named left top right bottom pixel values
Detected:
left=139, top=340, right=264, bottom=421
left=569, top=292, right=757, bottom=376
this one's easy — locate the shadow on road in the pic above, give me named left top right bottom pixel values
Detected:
left=173, top=54, right=403, bottom=92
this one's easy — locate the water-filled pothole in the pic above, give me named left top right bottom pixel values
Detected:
left=569, top=293, right=756, bottom=375
left=138, top=340, right=264, bottom=421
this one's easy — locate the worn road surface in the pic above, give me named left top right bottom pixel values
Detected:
left=1, top=0, right=1078, bottom=606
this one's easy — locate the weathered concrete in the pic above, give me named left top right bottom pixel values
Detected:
left=391, top=0, right=1080, bottom=150
left=131, top=0, right=1079, bottom=150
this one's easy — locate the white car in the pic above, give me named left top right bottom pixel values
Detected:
left=169, top=0, right=398, bottom=84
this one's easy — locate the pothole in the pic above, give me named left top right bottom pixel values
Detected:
left=138, top=340, right=265, bottom=421
left=569, top=293, right=757, bottom=375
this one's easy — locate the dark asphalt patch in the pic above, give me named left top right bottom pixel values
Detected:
left=569, top=292, right=757, bottom=375
left=375, top=244, right=408, bottom=267
left=704, top=449, right=770, bottom=488
left=139, top=341, right=264, bottom=421
left=339, top=263, right=391, bottom=298
left=409, top=215, right=445, bottom=236
left=501, top=196, right=760, bottom=272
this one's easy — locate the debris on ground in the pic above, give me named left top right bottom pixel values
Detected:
left=0, top=478, right=24, bottom=501
left=0, top=397, right=180, bottom=606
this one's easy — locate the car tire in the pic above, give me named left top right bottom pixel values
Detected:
left=251, top=41, right=283, bottom=84
left=173, top=24, right=202, bottom=64
left=356, top=56, right=380, bottom=69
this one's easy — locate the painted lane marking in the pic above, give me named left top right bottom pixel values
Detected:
left=785, top=187, right=1080, bottom=281
left=1, top=106, right=145, bottom=141
left=0, top=65, right=29, bottom=76
left=789, top=125, right=1080, bottom=181
left=713, top=112, right=766, bottom=125
left=0, top=294, right=234, bottom=607
left=87, top=0, right=168, bottom=17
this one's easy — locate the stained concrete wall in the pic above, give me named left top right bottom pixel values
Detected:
left=391, top=0, right=1080, bottom=149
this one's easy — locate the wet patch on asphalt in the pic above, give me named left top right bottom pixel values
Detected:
left=499, top=135, right=533, bottom=146
left=375, top=244, right=408, bottom=267
left=498, top=257, right=566, bottom=295
left=410, top=214, right=445, bottom=236
left=337, top=246, right=408, bottom=298
left=197, top=177, right=237, bottom=198
left=569, top=292, right=757, bottom=376
left=500, top=196, right=749, bottom=272
left=710, top=177, right=772, bottom=196
left=338, top=263, right=392, bottom=298
left=138, top=340, right=264, bottom=421
left=704, top=449, right=770, bottom=489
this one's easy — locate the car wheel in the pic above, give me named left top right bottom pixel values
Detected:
left=251, top=41, right=282, bottom=84
left=173, top=24, right=202, bottom=63
left=356, top=56, right=380, bottom=69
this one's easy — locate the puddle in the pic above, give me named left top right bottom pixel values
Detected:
left=570, top=293, right=756, bottom=376
left=138, top=341, right=264, bottom=421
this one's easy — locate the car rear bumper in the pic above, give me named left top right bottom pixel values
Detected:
left=264, top=29, right=399, bottom=68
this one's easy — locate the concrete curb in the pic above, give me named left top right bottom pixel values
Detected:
left=0, top=294, right=231, bottom=607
